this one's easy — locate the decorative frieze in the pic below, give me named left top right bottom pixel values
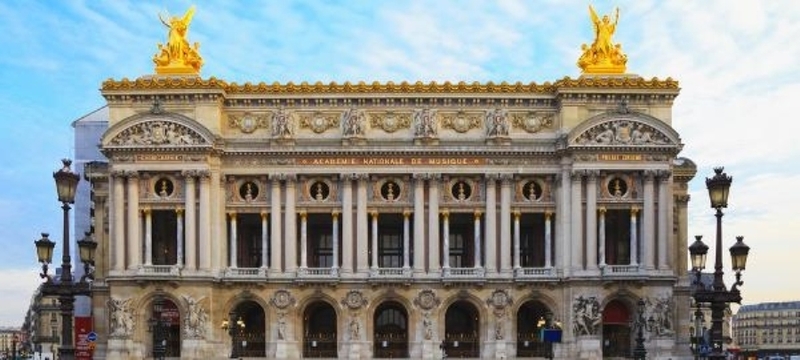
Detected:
left=228, top=112, right=271, bottom=134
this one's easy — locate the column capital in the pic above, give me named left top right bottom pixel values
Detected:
left=440, top=209, right=450, bottom=218
left=403, top=209, right=412, bottom=218
left=545, top=210, right=554, bottom=219
left=175, top=207, right=185, bottom=215
left=260, top=211, right=269, bottom=220
left=586, top=170, right=601, bottom=179
left=412, top=173, right=428, bottom=181
left=141, top=207, right=151, bottom=215
left=598, top=206, right=607, bottom=214
left=427, top=173, right=442, bottom=181
left=181, top=170, right=197, bottom=178
left=499, top=173, right=514, bottom=183
left=571, top=170, right=584, bottom=182
left=657, top=169, right=672, bottom=181
left=675, top=194, right=691, bottom=204
left=111, top=169, right=127, bottom=178
left=227, top=211, right=237, bottom=219
left=331, top=209, right=340, bottom=219
left=631, top=206, right=640, bottom=215
left=284, top=174, right=297, bottom=183
left=370, top=209, right=379, bottom=218
left=485, top=173, right=499, bottom=181
left=512, top=209, right=521, bottom=219
left=269, top=173, right=285, bottom=182
left=196, top=170, right=211, bottom=180
left=473, top=209, right=483, bottom=218
left=124, top=170, right=140, bottom=178
left=299, top=209, right=307, bottom=219
left=642, top=169, right=657, bottom=181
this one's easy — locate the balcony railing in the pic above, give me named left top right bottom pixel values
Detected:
left=297, top=267, right=339, bottom=281
left=369, top=267, right=412, bottom=281
left=514, top=267, right=556, bottom=279
left=601, top=264, right=641, bottom=276
left=138, top=265, right=181, bottom=276
left=443, top=267, right=485, bottom=279
left=225, top=267, right=267, bottom=278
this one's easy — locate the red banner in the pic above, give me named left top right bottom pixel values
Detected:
left=74, top=316, right=94, bottom=360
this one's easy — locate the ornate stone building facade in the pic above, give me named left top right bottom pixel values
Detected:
left=733, top=301, right=800, bottom=359
left=84, top=74, right=700, bottom=359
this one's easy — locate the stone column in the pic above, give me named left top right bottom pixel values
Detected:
left=544, top=210, right=553, bottom=268
left=413, top=174, right=426, bottom=274
left=586, top=171, right=598, bottom=271
left=675, top=194, right=691, bottom=276
left=270, top=174, right=283, bottom=274
left=332, top=210, right=340, bottom=270
left=631, top=207, right=640, bottom=266
left=658, top=171, right=670, bottom=270
left=176, top=208, right=184, bottom=267
left=112, top=171, right=125, bottom=272
left=403, top=209, right=411, bottom=270
left=284, top=175, right=297, bottom=273
left=473, top=210, right=483, bottom=269
left=643, top=171, right=655, bottom=269
left=260, top=211, right=268, bottom=269
left=441, top=209, right=450, bottom=269
left=513, top=210, right=521, bottom=270
left=484, top=174, right=497, bottom=273
left=183, top=171, right=197, bottom=271
left=598, top=207, right=606, bottom=267
left=341, top=174, right=354, bottom=274
left=558, top=165, right=572, bottom=274
left=143, top=208, right=152, bottom=265
left=228, top=211, right=238, bottom=268
left=126, top=171, right=140, bottom=270
left=499, top=174, right=512, bottom=274
left=299, top=210, right=308, bottom=269
left=356, top=174, right=369, bottom=274
left=371, top=210, right=379, bottom=270
left=570, top=171, right=583, bottom=273
left=198, top=171, right=211, bottom=271
left=428, top=174, right=441, bottom=273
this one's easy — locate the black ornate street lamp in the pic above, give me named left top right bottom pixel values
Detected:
left=221, top=311, right=245, bottom=358
left=632, top=298, right=648, bottom=360
left=689, top=167, right=751, bottom=360
left=34, top=159, right=96, bottom=360
left=148, top=296, right=168, bottom=360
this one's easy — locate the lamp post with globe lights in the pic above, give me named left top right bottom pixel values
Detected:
left=34, top=159, right=97, bottom=360
left=689, top=167, right=751, bottom=360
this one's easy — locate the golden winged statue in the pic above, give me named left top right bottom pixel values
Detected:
left=153, top=5, right=203, bottom=75
left=578, top=5, right=627, bottom=74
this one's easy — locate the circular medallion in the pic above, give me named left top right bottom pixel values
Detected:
left=452, top=114, right=471, bottom=133
left=414, top=289, right=440, bottom=311
left=342, top=290, right=367, bottom=310
left=270, top=290, right=295, bottom=310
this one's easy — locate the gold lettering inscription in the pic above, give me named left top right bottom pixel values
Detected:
left=136, top=154, right=184, bottom=161
left=598, top=154, right=643, bottom=161
left=299, top=157, right=484, bottom=166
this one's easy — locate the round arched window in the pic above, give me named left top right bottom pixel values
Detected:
left=155, top=178, right=174, bottom=197
left=311, top=181, right=330, bottom=201
left=451, top=180, right=472, bottom=201
left=239, top=181, right=259, bottom=201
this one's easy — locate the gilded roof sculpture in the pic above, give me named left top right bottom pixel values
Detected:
left=153, top=5, right=204, bottom=75
left=578, top=5, right=628, bottom=74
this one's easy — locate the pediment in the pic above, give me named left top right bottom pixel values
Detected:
left=568, top=112, right=681, bottom=148
left=103, top=112, right=214, bottom=149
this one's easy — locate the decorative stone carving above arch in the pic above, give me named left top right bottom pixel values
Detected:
left=569, top=112, right=681, bottom=149
left=103, top=111, right=214, bottom=149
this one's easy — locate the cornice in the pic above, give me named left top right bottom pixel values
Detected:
left=101, top=76, right=679, bottom=95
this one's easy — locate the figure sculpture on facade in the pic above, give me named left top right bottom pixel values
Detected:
left=272, top=108, right=294, bottom=138
left=342, top=108, right=365, bottom=137
left=578, top=5, right=627, bottom=73
left=349, top=317, right=360, bottom=340
left=183, top=295, right=208, bottom=339
left=573, top=296, right=601, bottom=336
left=423, top=312, right=434, bottom=340
left=109, top=297, right=135, bottom=337
left=277, top=312, right=287, bottom=340
left=415, top=109, right=437, bottom=138
left=153, top=6, right=203, bottom=74
left=486, top=108, right=509, bottom=137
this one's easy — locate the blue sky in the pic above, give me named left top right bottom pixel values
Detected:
left=1, top=0, right=799, bottom=327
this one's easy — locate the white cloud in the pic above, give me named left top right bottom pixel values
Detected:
left=0, top=269, right=42, bottom=327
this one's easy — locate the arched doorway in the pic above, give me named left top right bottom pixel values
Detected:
left=303, top=301, right=338, bottom=358
left=373, top=301, right=409, bottom=358
left=602, top=299, right=632, bottom=358
left=517, top=300, right=551, bottom=358
left=444, top=301, right=479, bottom=358
left=233, top=300, right=266, bottom=357
left=150, top=297, right=181, bottom=358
